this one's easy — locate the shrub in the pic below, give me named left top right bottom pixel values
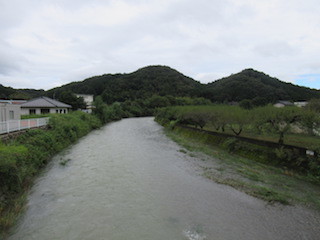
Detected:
left=0, top=111, right=102, bottom=235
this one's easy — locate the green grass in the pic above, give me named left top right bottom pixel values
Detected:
left=203, top=123, right=320, bottom=149
left=165, top=127, right=320, bottom=209
left=21, top=114, right=50, bottom=119
left=0, top=192, right=28, bottom=239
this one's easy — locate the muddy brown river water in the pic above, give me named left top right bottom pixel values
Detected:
left=8, top=117, right=320, bottom=240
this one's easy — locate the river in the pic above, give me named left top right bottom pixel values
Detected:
left=8, top=117, right=320, bottom=240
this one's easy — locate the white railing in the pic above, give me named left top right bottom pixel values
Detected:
left=0, top=117, right=49, bottom=135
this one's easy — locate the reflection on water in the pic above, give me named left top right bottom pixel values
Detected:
left=9, top=117, right=320, bottom=240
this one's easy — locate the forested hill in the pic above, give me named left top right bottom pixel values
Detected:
left=198, top=69, right=320, bottom=103
left=1, top=66, right=320, bottom=104
left=47, top=66, right=201, bottom=104
left=0, top=84, right=45, bottom=100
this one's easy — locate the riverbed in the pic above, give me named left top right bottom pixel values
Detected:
left=8, top=117, right=320, bottom=240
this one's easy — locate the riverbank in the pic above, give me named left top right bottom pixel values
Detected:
left=0, top=112, right=102, bottom=238
left=7, top=117, right=320, bottom=240
left=163, top=125, right=320, bottom=209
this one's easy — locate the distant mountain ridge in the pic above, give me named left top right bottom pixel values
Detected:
left=0, top=84, right=45, bottom=100
left=1, top=66, right=320, bottom=103
left=199, top=69, right=320, bottom=102
left=47, top=65, right=201, bottom=104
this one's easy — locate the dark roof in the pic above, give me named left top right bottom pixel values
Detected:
left=21, top=97, right=71, bottom=108
left=277, top=100, right=294, bottom=106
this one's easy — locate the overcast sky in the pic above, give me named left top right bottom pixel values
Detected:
left=1, top=0, right=320, bottom=90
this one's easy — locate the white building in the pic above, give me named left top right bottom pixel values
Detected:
left=20, top=96, right=71, bottom=115
left=294, top=101, right=308, bottom=108
left=274, top=101, right=294, bottom=108
left=76, top=94, right=94, bottom=113
left=0, top=103, right=21, bottom=122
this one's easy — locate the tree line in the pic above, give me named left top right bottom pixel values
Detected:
left=155, top=104, right=320, bottom=146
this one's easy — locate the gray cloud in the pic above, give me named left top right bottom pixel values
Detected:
left=253, top=41, right=298, bottom=58
left=0, top=0, right=319, bottom=90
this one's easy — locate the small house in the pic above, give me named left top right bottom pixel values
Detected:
left=20, top=96, right=71, bottom=115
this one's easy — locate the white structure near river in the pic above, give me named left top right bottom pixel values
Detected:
left=0, top=103, right=21, bottom=122
left=20, top=96, right=71, bottom=115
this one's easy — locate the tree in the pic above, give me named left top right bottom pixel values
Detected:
left=58, top=91, right=86, bottom=110
left=253, top=106, right=301, bottom=144
left=226, top=107, right=250, bottom=136
left=239, top=99, right=253, bottom=109
left=178, top=111, right=209, bottom=129
left=299, top=109, right=320, bottom=136
left=147, top=95, right=170, bottom=109
left=306, top=98, right=320, bottom=113
left=93, top=96, right=108, bottom=123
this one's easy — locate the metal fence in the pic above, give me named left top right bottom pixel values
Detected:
left=0, top=117, right=49, bottom=135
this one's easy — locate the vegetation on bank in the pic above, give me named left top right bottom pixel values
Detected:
left=93, top=95, right=212, bottom=120
left=156, top=104, right=320, bottom=147
left=0, top=112, right=101, bottom=237
left=1, top=94, right=209, bottom=237
left=164, top=127, right=320, bottom=208
left=155, top=104, right=320, bottom=205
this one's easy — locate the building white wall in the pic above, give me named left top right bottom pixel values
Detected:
left=21, top=107, right=69, bottom=115
left=0, top=103, right=21, bottom=121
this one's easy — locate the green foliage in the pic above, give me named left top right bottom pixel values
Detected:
left=306, top=98, right=320, bottom=113
left=57, top=90, right=86, bottom=110
left=298, top=110, right=320, bottom=136
left=201, top=69, right=320, bottom=103
left=3, top=67, right=320, bottom=107
left=239, top=99, right=253, bottom=109
left=166, top=126, right=320, bottom=208
left=252, top=106, right=308, bottom=144
left=0, top=144, right=28, bottom=193
left=0, top=84, right=44, bottom=100
left=93, top=96, right=127, bottom=123
left=156, top=105, right=320, bottom=175
left=222, top=138, right=239, bottom=152
left=251, top=185, right=290, bottom=205
left=147, top=95, right=170, bottom=108
left=0, top=112, right=101, bottom=234
left=92, top=94, right=212, bottom=120
left=274, top=147, right=305, bottom=169
left=156, top=105, right=250, bottom=135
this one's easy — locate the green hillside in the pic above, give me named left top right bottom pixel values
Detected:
left=199, top=69, right=320, bottom=103
left=1, top=66, right=320, bottom=104
left=47, top=65, right=201, bottom=104
left=0, top=84, right=44, bottom=100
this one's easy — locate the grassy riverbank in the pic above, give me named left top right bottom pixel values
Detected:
left=0, top=112, right=102, bottom=238
left=164, top=125, right=320, bottom=209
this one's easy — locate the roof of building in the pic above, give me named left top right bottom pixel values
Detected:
left=21, top=96, right=71, bottom=108
left=0, top=99, right=27, bottom=104
left=276, top=100, right=294, bottom=106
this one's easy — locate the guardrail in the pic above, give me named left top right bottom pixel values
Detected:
left=0, top=117, right=49, bottom=135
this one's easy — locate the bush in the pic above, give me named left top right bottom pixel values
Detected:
left=222, top=138, right=239, bottom=152
left=0, top=111, right=102, bottom=235
left=0, top=144, right=28, bottom=193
